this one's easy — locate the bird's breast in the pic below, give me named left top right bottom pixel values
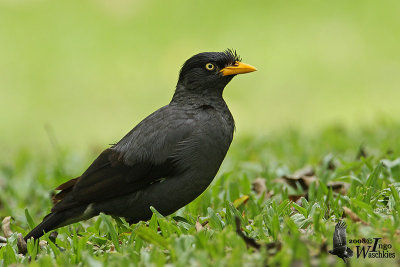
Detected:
left=171, top=107, right=233, bottom=178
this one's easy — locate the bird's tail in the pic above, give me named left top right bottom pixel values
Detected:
left=24, top=212, right=65, bottom=241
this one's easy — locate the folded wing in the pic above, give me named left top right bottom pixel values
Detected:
left=52, top=105, right=197, bottom=212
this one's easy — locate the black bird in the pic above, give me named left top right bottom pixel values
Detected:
left=329, top=221, right=353, bottom=263
left=25, top=49, right=257, bottom=240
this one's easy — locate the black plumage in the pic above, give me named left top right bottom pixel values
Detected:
left=25, top=49, right=256, bottom=240
left=328, top=221, right=353, bottom=263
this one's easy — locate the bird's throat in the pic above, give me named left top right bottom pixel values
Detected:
left=171, top=84, right=225, bottom=107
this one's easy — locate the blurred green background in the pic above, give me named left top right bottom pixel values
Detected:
left=1, top=0, right=400, bottom=159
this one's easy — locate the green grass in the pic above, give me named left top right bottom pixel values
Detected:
left=1, top=123, right=399, bottom=266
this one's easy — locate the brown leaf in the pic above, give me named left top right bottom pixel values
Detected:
left=252, top=178, right=267, bottom=195
left=302, top=176, right=318, bottom=188
left=1, top=216, right=13, bottom=238
left=276, top=166, right=318, bottom=191
left=17, top=233, right=27, bottom=254
left=327, top=181, right=349, bottom=194
left=342, top=207, right=369, bottom=225
left=195, top=220, right=203, bottom=232
left=286, top=175, right=318, bottom=190
left=288, top=194, right=304, bottom=202
left=293, top=166, right=315, bottom=177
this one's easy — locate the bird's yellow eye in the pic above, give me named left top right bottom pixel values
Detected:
left=205, top=63, right=215, bottom=71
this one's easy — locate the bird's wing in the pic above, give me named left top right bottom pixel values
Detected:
left=346, top=247, right=354, bottom=257
left=52, top=105, right=197, bottom=212
left=333, top=221, right=347, bottom=248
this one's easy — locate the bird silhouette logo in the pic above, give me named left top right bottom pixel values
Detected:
left=329, top=221, right=353, bottom=263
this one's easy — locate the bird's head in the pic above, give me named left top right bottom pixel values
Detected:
left=175, top=49, right=256, bottom=98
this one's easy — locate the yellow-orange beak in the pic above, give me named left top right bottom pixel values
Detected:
left=220, top=61, right=257, bottom=76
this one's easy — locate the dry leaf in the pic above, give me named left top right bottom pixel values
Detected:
left=279, top=175, right=318, bottom=191
left=288, top=194, right=304, bottom=202
left=252, top=178, right=267, bottom=195
left=17, top=233, right=27, bottom=254
left=1, top=216, right=13, bottom=238
left=195, top=220, right=203, bottom=232
left=275, top=166, right=318, bottom=192
left=293, top=166, right=315, bottom=177
left=327, top=181, right=349, bottom=194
